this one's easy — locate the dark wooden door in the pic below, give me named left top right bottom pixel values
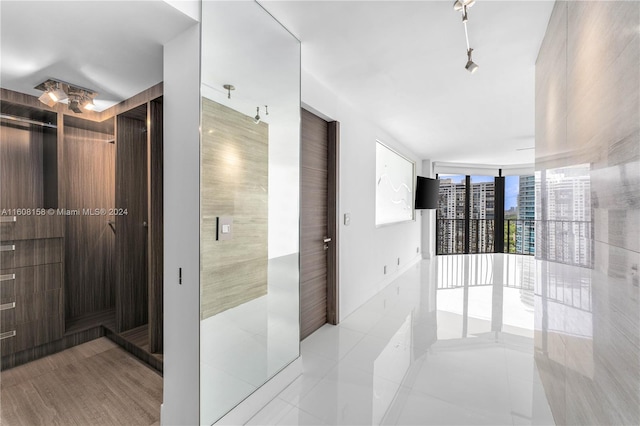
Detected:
left=300, top=109, right=339, bottom=340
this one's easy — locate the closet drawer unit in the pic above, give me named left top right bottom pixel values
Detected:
left=0, top=272, right=16, bottom=300
left=0, top=330, right=17, bottom=353
left=0, top=215, right=63, bottom=241
left=0, top=238, right=63, bottom=269
left=0, top=216, right=17, bottom=242
left=1, top=263, right=63, bottom=297
left=0, top=315, right=64, bottom=355
left=0, top=301, right=16, bottom=330
left=0, top=288, right=62, bottom=327
left=0, top=243, right=16, bottom=270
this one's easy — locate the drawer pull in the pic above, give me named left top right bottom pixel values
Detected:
left=0, top=273, right=15, bottom=282
left=0, top=302, right=15, bottom=311
left=0, top=244, right=15, bottom=252
left=0, top=330, right=16, bottom=340
left=0, top=216, right=17, bottom=223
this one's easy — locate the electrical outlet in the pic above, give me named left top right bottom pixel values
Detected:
left=384, top=265, right=387, bottom=274
left=416, top=247, right=419, bottom=253
left=397, top=257, right=400, bottom=265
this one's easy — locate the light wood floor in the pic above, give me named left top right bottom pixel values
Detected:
left=0, top=338, right=162, bottom=426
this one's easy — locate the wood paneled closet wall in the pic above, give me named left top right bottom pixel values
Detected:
left=0, top=85, right=164, bottom=371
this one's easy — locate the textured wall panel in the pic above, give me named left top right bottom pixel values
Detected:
left=535, top=2, right=640, bottom=424
left=200, top=98, right=268, bottom=319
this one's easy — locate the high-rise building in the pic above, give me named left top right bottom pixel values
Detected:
left=437, top=178, right=466, bottom=254
left=437, top=177, right=495, bottom=254
left=516, top=175, right=535, bottom=255
left=535, top=167, right=592, bottom=267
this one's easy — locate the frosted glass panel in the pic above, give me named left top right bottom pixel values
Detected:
left=375, top=141, right=415, bottom=225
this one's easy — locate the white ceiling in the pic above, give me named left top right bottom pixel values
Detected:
left=260, top=0, right=555, bottom=165
left=0, top=1, right=196, bottom=111
left=1, top=1, right=553, bottom=165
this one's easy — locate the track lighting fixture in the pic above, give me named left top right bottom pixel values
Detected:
left=35, top=79, right=98, bottom=113
left=454, top=0, right=479, bottom=73
left=465, top=48, right=479, bottom=73
left=453, top=0, right=475, bottom=12
left=254, top=107, right=261, bottom=124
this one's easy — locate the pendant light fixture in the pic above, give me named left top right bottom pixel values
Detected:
left=454, top=0, right=479, bottom=73
left=223, top=84, right=235, bottom=99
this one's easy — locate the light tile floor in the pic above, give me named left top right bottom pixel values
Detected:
left=247, top=254, right=555, bottom=426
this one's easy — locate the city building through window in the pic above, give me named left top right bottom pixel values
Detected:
left=436, top=174, right=535, bottom=255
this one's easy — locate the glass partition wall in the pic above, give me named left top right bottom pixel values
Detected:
left=199, top=2, right=301, bottom=424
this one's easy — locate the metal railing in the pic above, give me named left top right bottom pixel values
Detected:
left=437, top=218, right=592, bottom=268
left=536, top=220, right=593, bottom=268
left=505, top=219, right=535, bottom=255
left=436, top=253, right=536, bottom=290
left=436, top=219, right=496, bottom=255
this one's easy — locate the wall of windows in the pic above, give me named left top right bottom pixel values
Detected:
left=436, top=174, right=535, bottom=255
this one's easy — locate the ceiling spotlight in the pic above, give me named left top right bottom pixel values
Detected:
left=48, top=83, right=68, bottom=103
left=254, top=107, right=261, bottom=124
left=82, top=98, right=96, bottom=111
left=453, top=0, right=475, bottom=12
left=80, top=92, right=97, bottom=111
left=465, top=48, right=479, bottom=73
left=38, top=91, right=56, bottom=108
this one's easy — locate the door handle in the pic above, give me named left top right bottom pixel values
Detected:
left=323, top=237, right=332, bottom=243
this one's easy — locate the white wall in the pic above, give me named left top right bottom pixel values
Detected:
left=162, top=21, right=201, bottom=426
left=302, top=70, right=423, bottom=320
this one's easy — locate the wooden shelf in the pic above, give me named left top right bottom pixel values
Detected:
left=65, top=308, right=115, bottom=335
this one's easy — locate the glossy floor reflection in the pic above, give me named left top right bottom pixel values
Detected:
left=248, top=254, right=555, bottom=426
left=201, top=255, right=299, bottom=424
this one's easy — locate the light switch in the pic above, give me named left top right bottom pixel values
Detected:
left=344, top=213, right=351, bottom=226
left=217, top=216, right=233, bottom=241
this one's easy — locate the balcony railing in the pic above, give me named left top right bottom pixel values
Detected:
left=437, top=218, right=535, bottom=255
left=506, top=219, right=535, bottom=255
left=437, top=218, right=592, bottom=266
left=436, top=219, right=496, bottom=255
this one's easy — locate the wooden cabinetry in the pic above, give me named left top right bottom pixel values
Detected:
left=1, top=86, right=163, bottom=370
left=0, top=217, right=64, bottom=356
